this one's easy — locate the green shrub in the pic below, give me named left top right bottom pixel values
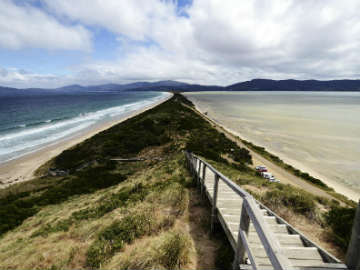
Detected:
left=157, top=231, right=191, bottom=269
left=86, top=211, right=155, bottom=268
left=31, top=219, right=72, bottom=238
left=325, top=206, right=356, bottom=251
left=262, top=188, right=316, bottom=218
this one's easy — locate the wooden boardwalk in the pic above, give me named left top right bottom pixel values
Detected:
left=185, top=152, right=349, bottom=270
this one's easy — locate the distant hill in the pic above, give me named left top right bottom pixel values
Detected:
left=227, top=79, right=360, bottom=91
left=2, top=79, right=360, bottom=94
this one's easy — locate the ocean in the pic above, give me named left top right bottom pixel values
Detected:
left=185, top=91, right=360, bottom=199
left=0, top=90, right=170, bottom=163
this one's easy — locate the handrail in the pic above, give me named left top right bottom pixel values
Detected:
left=191, top=154, right=251, bottom=198
left=185, top=151, right=293, bottom=270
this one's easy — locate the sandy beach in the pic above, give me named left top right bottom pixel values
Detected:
left=189, top=99, right=359, bottom=202
left=0, top=94, right=172, bottom=189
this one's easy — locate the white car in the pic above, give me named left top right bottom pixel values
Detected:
left=269, top=177, right=280, bottom=183
left=261, top=172, right=280, bottom=183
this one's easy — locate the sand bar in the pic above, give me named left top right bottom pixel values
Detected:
left=0, top=93, right=172, bottom=189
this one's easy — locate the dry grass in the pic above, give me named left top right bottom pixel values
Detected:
left=0, top=151, right=229, bottom=270
left=267, top=206, right=345, bottom=260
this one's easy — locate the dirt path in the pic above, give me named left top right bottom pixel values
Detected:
left=187, top=104, right=339, bottom=202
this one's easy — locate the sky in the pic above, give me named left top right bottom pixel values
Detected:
left=1, top=0, right=360, bottom=88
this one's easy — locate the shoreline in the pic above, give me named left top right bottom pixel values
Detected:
left=0, top=93, right=172, bottom=189
left=189, top=98, right=359, bottom=202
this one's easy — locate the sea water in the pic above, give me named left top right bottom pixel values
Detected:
left=185, top=91, right=360, bottom=198
left=0, top=90, right=170, bottom=163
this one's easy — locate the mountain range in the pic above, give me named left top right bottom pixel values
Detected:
left=2, top=79, right=360, bottom=95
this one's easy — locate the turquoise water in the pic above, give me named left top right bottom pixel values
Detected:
left=185, top=91, right=360, bottom=198
left=0, top=91, right=170, bottom=163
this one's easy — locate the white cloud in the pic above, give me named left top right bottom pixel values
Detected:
left=0, top=67, right=58, bottom=88
left=3, top=0, right=360, bottom=87
left=0, top=0, right=92, bottom=51
left=43, top=0, right=177, bottom=41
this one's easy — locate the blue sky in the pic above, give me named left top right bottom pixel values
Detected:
left=1, top=0, right=360, bottom=88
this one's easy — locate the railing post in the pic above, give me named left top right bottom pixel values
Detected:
left=197, top=160, right=201, bottom=187
left=233, top=199, right=250, bottom=269
left=201, top=163, right=206, bottom=195
left=191, top=157, right=196, bottom=177
left=186, top=152, right=190, bottom=170
left=346, top=200, right=360, bottom=270
left=211, top=173, right=220, bottom=233
left=194, top=157, right=199, bottom=177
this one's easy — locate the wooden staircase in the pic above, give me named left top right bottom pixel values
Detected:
left=185, top=152, right=349, bottom=270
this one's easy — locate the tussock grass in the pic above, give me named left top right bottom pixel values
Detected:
left=104, top=229, right=191, bottom=270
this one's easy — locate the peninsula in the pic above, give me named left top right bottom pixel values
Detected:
left=0, top=94, right=356, bottom=269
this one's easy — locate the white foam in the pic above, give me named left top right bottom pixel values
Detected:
left=0, top=92, right=170, bottom=163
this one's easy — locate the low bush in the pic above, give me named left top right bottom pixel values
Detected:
left=86, top=210, right=156, bottom=268
left=262, top=188, right=316, bottom=219
left=157, top=231, right=191, bottom=269
left=325, top=206, right=356, bottom=252
left=0, top=167, right=126, bottom=236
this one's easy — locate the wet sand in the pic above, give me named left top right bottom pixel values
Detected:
left=0, top=94, right=172, bottom=189
left=185, top=92, right=360, bottom=202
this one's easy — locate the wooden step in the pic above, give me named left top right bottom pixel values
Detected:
left=254, top=256, right=327, bottom=268
left=217, top=200, right=243, bottom=208
left=263, top=216, right=278, bottom=225
left=223, top=215, right=277, bottom=226
left=228, top=222, right=288, bottom=233
left=249, top=223, right=288, bottom=234
left=219, top=207, right=242, bottom=216
left=222, top=214, right=241, bottom=223
left=233, top=232, right=305, bottom=247
left=251, top=246, right=323, bottom=260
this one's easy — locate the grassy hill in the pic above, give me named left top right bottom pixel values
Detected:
left=0, top=94, right=355, bottom=269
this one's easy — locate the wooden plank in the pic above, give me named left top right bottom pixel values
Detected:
left=263, top=216, right=278, bottom=225
left=239, top=229, right=259, bottom=270
left=211, top=173, right=219, bottom=233
left=240, top=264, right=347, bottom=270
left=234, top=201, right=251, bottom=267
left=258, top=203, right=341, bottom=263
left=246, top=233, right=305, bottom=247
left=217, top=200, right=243, bottom=208
left=249, top=223, right=288, bottom=234
left=201, top=163, right=206, bottom=195
left=217, top=210, right=237, bottom=250
left=218, top=207, right=242, bottom=216
left=251, top=246, right=323, bottom=260
left=229, top=223, right=288, bottom=234
left=223, top=214, right=241, bottom=223
left=244, top=198, right=293, bottom=270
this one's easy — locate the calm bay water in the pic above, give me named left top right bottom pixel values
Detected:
left=0, top=91, right=170, bottom=163
left=185, top=91, right=360, bottom=197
